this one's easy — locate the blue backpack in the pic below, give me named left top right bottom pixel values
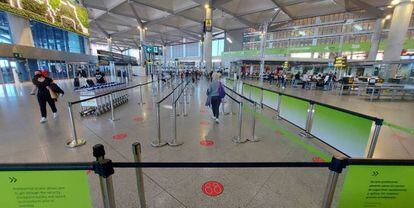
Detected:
left=218, top=82, right=226, bottom=99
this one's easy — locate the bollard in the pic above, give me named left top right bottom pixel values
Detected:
left=247, top=102, right=260, bottom=142
left=132, top=143, right=147, bottom=208
left=366, top=119, right=383, bottom=158
left=138, top=85, right=145, bottom=105
left=93, top=144, right=106, bottom=161
left=151, top=103, right=167, bottom=147
left=232, top=102, right=247, bottom=144
left=109, top=93, right=119, bottom=122
left=66, top=102, right=86, bottom=148
left=300, top=102, right=315, bottom=138
left=168, top=103, right=183, bottom=146
left=259, top=89, right=264, bottom=110
left=321, top=157, right=345, bottom=208
left=183, top=91, right=188, bottom=117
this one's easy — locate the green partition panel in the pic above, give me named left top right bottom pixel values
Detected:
left=338, top=165, right=414, bottom=208
left=279, top=96, right=309, bottom=129
left=250, top=86, right=262, bottom=103
left=311, top=105, right=373, bottom=157
left=242, top=83, right=251, bottom=97
left=0, top=170, right=93, bottom=207
left=263, top=90, right=279, bottom=110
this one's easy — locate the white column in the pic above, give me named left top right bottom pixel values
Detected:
left=368, top=19, right=384, bottom=61
left=383, top=0, right=414, bottom=79
left=200, top=37, right=204, bottom=70
left=384, top=0, right=413, bottom=61
left=259, top=23, right=268, bottom=81
left=139, top=28, right=146, bottom=66
left=163, top=45, right=167, bottom=68
left=7, top=13, right=34, bottom=46
left=204, top=4, right=213, bottom=72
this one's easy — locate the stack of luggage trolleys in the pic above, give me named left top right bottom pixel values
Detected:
left=78, top=82, right=129, bottom=116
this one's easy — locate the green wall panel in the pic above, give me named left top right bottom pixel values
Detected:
left=262, top=90, right=279, bottom=110
left=311, top=104, right=373, bottom=157
left=279, top=96, right=309, bottom=129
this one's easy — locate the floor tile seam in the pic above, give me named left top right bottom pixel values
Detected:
left=244, top=169, right=277, bottom=207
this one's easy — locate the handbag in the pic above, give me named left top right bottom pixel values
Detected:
left=218, top=82, right=226, bottom=99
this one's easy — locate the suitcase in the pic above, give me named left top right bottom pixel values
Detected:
left=86, top=79, right=95, bottom=87
left=74, top=78, right=80, bottom=87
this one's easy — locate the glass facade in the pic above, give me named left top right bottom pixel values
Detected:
left=30, top=21, right=85, bottom=54
left=0, top=12, right=12, bottom=44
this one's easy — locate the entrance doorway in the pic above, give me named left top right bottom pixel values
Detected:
left=0, top=58, right=14, bottom=84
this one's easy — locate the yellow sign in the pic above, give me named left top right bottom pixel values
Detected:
left=334, top=56, right=348, bottom=68
left=205, top=19, right=212, bottom=27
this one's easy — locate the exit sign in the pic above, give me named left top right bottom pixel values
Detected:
left=13, top=53, right=22, bottom=58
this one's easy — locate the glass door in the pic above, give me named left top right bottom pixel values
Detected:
left=0, top=59, right=14, bottom=84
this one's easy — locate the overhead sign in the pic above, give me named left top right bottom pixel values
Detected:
left=13, top=52, right=22, bottom=59
left=338, top=165, right=414, bottom=208
left=334, top=56, right=348, bottom=69
left=0, top=170, right=93, bottom=208
left=204, top=19, right=212, bottom=32
left=283, top=61, right=289, bottom=69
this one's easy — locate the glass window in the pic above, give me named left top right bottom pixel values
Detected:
left=30, top=20, right=86, bottom=54
left=212, top=39, right=224, bottom=56
left=0, top=12, right=12, bottom=44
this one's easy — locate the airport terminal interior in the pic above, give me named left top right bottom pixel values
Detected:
left=1, top=0, right=414, bottom=207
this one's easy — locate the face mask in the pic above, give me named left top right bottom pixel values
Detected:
left=34, top=74, right=42, bottom=78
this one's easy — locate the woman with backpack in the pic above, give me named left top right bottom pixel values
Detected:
left=206, top=72, right=225, bottom=124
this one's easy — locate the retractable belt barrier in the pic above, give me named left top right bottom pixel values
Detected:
left=0, top=143, right=413, bottom=208
left=66, top=78, right=172, bottom=149
left=227, top=78, right=384, bottom=158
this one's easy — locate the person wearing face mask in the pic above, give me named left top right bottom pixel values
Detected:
left=30, top=70, right=58, bottom=123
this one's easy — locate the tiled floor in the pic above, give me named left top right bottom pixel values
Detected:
left=0, top=76, right=412, bottom=207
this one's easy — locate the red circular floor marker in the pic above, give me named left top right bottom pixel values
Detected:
left=202, top=181, right=223, bottom=197
left=200, top=140, right=214, bottom=147
left=133, top=116, right=143, bottom=122
left=200, top=120, right=210, bottom=125
left=312, top=157, right=326, bottom=162
left=112, top=133, right=127, bottom=140
left=274, top=130, right=284, bottom=136
left=86, top=170, right=92, bottom=175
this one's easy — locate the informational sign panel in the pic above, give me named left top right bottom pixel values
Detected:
left=204, top=19, right=212, bottom=32
left=0, top=171, right=93, bottom=208
left=338, top=165, right=414, bottom=208
left=334, top=56, right=348, bottom=68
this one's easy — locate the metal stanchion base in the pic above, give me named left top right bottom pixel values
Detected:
left=299, top=132, right=312, bottom=138
left=137, top=102, right=146, bottom=105
left=232, top=136, right=247, bottom=144
left=151, top=141, right=167, bottom=147
left=247, top=136, right=261, bottom=142
left=109, top=118, right=120, bottom=122
left=65, top=139, right=86, bottom=148
left=167, top=140, right=184, bottom=146
left=272, top=115, right=281, bottom=120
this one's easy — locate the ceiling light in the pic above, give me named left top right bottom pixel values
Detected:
left=385, top=14, right=392, bottom=20
left=204, top=4, right=209, bottom=9
left=138, top=26, right=141, bottom=30
left=391, top=0, right=400, bottom=6
left=145, top=27, right=148, bottom=30
left=226, top=37, right=232, bottom=43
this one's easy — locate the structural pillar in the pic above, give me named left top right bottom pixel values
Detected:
left=204, top=3, right=213, bottom=72
left=259, top=22, right=268, bottom=82
left=200, top=36, right=204, bottom=70
left=139, top=28, right=146, bottom=66
left=163, top=45, right=167, bottom=69
left=368, top=19, right=384, bottom=61
left=383, top=0, right=413, bottom=78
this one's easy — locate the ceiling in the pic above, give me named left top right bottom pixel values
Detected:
left=83, top=0, right=394, bottom=50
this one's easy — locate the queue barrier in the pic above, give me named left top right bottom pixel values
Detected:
left=227, top=78, right=383, bottom=158
left=66, top=78, right=172, bottom=149
left=1, top=143, right=413, bottom=208
left=151, top=79, right=190, bottom=147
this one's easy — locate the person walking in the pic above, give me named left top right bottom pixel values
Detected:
left=206, top=72, right=224, bottom=124
left=30, top=70, right=58, bottom=123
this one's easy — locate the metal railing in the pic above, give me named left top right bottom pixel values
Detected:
left=66, top=79, right=167, bottom=148
left=229, top=79, right=384, bottom=158
left=1, top=143, right=413, bottom=208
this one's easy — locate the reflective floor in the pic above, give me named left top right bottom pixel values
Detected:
left=0, top=76, right=412, bottom=207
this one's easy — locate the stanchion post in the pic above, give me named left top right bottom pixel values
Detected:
left=93, top=144, right=105, bottom=161
left=322, top=157, right=346, bottom=208
left=151, top=103, right=167, bottom=147
left=259, top=89, right=264, bottom=109
left=301, top=102, right=315, bottom=138
left=138, top=85, right=145, bottom=105
left=232, top=102, right=246, bottom=144
left=273, top=94, right=282, bottom=120
left=132, top=143, right=147, bottom=208
left=96, top=159, right=116, bottom=208
left=109, top=92, right=119, bottom=122
left=247, top=102, right=260, bottom=142
left=367, top=119, right=383, bottom=158
left=183, top=91, right=188, bottom=117
left=66, top=102, right=86, bottom=148
left=168, top=102, right=183, bottom=146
